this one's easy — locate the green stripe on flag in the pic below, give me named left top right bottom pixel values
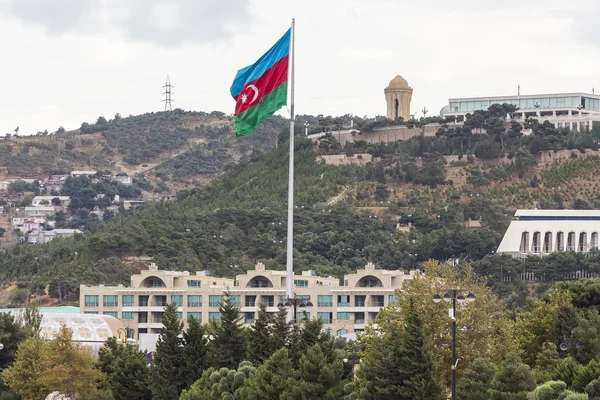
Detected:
left=234, top=82, right=288, bottom=137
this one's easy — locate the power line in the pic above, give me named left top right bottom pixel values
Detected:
left=162, top=75, right=174, bottom=111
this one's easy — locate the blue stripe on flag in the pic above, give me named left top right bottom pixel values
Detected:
left=230, top=28, right=290, bottom=98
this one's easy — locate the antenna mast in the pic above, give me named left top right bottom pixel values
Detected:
left=163, top=75, right=174, bottom=111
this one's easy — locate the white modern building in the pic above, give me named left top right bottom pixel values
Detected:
left=440, top=92, right=600, bottom=131
left=497, top=210, right=600, bottom=258
left=80, top=262, right=416, bottom=338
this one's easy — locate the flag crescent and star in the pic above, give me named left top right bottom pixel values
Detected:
left=230, top=28, right=291, bottom=136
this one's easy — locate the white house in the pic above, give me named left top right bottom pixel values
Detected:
left=71, top=171, right=97, bottom=177
left=24, top=206, right=56, bottom=217
left=31, top=196, right=70, bottom=207
left=497, top=210, right=600, bottom=258
left=28, top=229, right=82, bottom=244
left=111, top=175, right=132, bottom=185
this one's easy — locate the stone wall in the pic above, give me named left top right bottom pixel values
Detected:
left=317, top=154, right=374, bottom=166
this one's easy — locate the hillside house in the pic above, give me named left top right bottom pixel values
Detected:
left=24, top=206, right=56, bottom=217
left=31, top=195, right=70, bottom=207
left=28, top=228, right=82, bottom=244
left=111, top=175, right=132, bottom=185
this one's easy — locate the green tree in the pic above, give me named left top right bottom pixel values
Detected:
left=488, top=353, right=536, bottom=400
left=397, top=301, right=444, bottom=400
left=0, top=313, right=25, bottom=370
left=97, top=337, right=152, bottom=400
left=527, top=380, right=569, bottom=400
left=533, top=342, right=560, bottom=383
left=150, top=302, right=185, bottom=400
left=182, top=315, right=209, bottom=388
left=180, top=362, right=256, bottom=400
left=573, top=359, right=600, bottom=392
left=457, top=357, right=498, bottom=400
left=351, top=323, right=403, bottom=399
left=4, top=326, right=104, bottom=399
left=2, top=336, right=49, bottom=400
left=248, top=303, right=273, bottom=365
left=209, top=292, right=247, bottom=369
left=287, top=344, right=345, bottom=400
left=240, top=348, right=297, bottom=400
left=269, top=307, right=289, bottom=352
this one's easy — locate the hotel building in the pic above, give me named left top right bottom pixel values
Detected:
left=80, top=262, right=415, bottom=338
left=440, top=92, right=600, bottom=131
left=497, top=210, right=600, bottom=259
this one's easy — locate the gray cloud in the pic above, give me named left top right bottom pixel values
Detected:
left=0, top=0, right=251, bottom=46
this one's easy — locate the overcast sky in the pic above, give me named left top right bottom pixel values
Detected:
left=1, top=0, right=599, bottom=135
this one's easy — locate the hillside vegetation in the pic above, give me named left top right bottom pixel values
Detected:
left=0, top=110, right=286, bottom=191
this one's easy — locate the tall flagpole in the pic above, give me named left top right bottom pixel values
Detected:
left=285, top=19, right=295, bottom=322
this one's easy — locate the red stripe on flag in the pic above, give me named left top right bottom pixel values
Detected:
left=234, top=55, right=288, bottom=116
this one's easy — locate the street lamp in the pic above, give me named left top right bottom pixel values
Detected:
left=304, top=121, right=310, bottom=136
left=116, top=328, right=136, bottom=345
left=277, top=295, right=313, bottom=321
left=432, top=289, right=476, bottom=400
left=0, top=343, right=3, bottom=351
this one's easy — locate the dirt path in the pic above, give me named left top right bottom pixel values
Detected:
left=114, top=137, right=208, bottom=176
left=327, top=187, right=349, bottom=205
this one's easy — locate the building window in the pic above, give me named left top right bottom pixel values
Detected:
left=103, top=295, right=118, bottom=307
left=104, top=311, right=118, bottom=318
left=122, top=312, right=135, bottom=320
left=245, top=312, right=255, bottom=324
left=209, top=295, right=223, bottom=307
left=187, top=312, right=201, bottom=322
left=146, top=278, right=165, bottom=288
left=262, top=295, right=274, bottom=307
left=230, top=295, right=241, bottom=307
left=317, top=295, right=333, bottom=307
left=187, top=280, right=201, bottom=287
left=355, top=312, right=365, bottom=324
left=84, top=311, right=98, bottom=314
left=176, top=312, right=183, bottom=320
left=171, top=295, right=183, bottom=307
left=294, top=280, right=308, bottom=287
left=84, top=295, right=99, bottom=307
left=139, top=295, right=149, bottom=307
left=337, top=312, right=351, bottom=320
left=389, top=295, right=399, bottom=304
left=245, top=295, right=256, bottom=307
left=122, top=295, right=134, bottom=307
left=209, top=312, right=221, bottom=322
left=317, top=312, right=332, bottom=324
left=355, top=295, right=366, bottom=307
left=297, top=312, right=310, bottom=322
left=188, top=295, right=202, bottom=307
left=337, top=329, right=349, bottom=336
left=337, top=295, right=350, bottom=307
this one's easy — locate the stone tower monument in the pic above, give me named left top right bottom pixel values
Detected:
left=384, top=75, right=413, bottom=121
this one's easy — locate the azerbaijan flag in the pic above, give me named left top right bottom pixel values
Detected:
left=230, top=29, right=290, bottom=137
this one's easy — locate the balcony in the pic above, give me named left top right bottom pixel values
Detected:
left=317, top=302, right=333, bottom=307
left=152, top=302, right=167, bottom=307
left=354, top=319, right=365, bottom=324
left=187, top=302, right=202, bottom=308
left=245, top=318, right=256, bottom=324
left=355, top=302, right=365, bottom=307
left=337, top=302, right=351, bottom=307
left=370, top=302, right=385, bottom=307
left=84, top=302, right=99, bottom=307
left=139, top=318, right=148, bottom=323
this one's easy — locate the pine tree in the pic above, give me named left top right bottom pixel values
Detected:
left=397, top=302, right=444, bottom=400
left=209, top=292, right=247, bottom=369
left=354, top=324, right=403, bottom=399
left=97, top=337, right=152, bottom=400
left=182, top=315, right=209, bottom=388
left=108, top=345, right=153, bottom=400
left=287, top=322, right=304, bottom=367
left=456, top=357, right=497, bottom=400
left=488, top=353, right=536, bottom=399
left=269, top=306, right=289, bottom=351
left=149, top=302, right=185, bottom=400
left=248, top=303, right=273, bottom=364
left=533, top=342, right=560, bottom=383
left=239, top=348, right=297, bottom=399
left=288, top=343, right=345, bottom=399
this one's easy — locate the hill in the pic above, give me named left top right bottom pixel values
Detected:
left=4, top=109, right=600, bottom=306
left=0, top=110, right=286, bottom=191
